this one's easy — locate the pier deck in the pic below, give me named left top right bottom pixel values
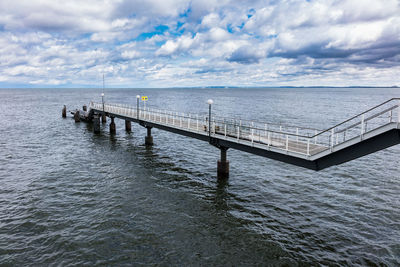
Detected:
left=81, top=98, right=400, bottom=172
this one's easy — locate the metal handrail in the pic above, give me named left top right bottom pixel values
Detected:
left=89, top=98, right=400, bottom=156
left=312, top=98, right=400, bottom=138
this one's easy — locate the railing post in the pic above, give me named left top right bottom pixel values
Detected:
left=237, top=126, right=240, bottom=142
left=267, top=132, right=271, bottom=146
left=212, top=120, right=215, bottom=135
left=251, top=122, right=254, bottom=144
left=331, top=128, right=334, bottom=149
left=398, top=100, right=400, bottom=123
left=307, top=138, right=310, bottom=156
left=224, top=124, right=227, bottom=138
left=188, top=114, right=191, bottom=129
left=361, top=114, right=365, bottom=136
left=285, top=135, right=288, bottom=150
left=314, top=130, right=317, bottom=144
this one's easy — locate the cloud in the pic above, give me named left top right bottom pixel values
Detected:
left=227, top=46, right=265, bottom=64
left=0, top=0, right=399, bottom=87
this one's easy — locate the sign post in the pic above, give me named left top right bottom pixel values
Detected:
left=141, top=96, right=148, bottom=118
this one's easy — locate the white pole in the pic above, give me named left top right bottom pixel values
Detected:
left=212, top=120, right=215, bottom=135
left=237, top=126, right=240, bottom=142
left=286, top=135, right=288, bottom=150
left=314, top=130, right=317, bottom=144
left=398, top=100, right=400, bottom=123
left=224, top=124, right=227, bottom=138
left=361, top=114, right=365, bottom=136
left=307, top=139, right=310, bottom=156
left=331, top=128, right=334, bottom=148
left=251, top=122, right=254, bottom=144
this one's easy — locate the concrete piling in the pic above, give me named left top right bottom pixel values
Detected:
left=83, top=105, right=87, bottom=112
left=110, top=117, right=116, bottom=134
left=217, top=147, right=229, bottom=179
left=62, top=105, right=67, bottom=118
left=93, top=115, right=100, bottom=134
left=125, top=120, right=132, bottom=132
left=102, top=113, right=107, bottom=123
left=74, top=110, right=80, bottom=123
left=145, top=126, right=153, bottom=146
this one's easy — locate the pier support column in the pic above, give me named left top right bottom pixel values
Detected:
left=125, top=120, right=132, bottom=132
left=62, top=105, right=66, bottom=118
left=145, top=127, right=153, bottom=146
left=93, top=115, right=100, bottom=134
left=110, top=117, right=116, bottom=134
left=83, top=105, right=87, bottom=112
left=217, top=147, right=229, bottom=180
left=102, top=113, right=107, bottom=123
left=74, top=110, right=80, bottom=123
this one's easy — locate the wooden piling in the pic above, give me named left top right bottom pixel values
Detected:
left=125, top=120, right=132, bottom=132
left=110, top=117, right=116, bottom=134
left=74, top=110, right=80, bottom=122
left=62, top=105, right=66, bottom=118
left=93, top=115, right=100, bottom=134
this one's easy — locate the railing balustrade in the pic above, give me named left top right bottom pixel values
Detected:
left=89, top=98, right=400, bottom=157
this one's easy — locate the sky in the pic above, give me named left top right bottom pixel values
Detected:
left=0, top=0, right=399, bottom=88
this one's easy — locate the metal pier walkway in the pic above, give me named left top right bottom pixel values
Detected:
left=71, top=98, right=400, bottom=177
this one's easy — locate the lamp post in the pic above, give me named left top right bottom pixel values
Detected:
left=207, top=99, right=213, bottom=137
left=101, top=93, right=105, bottom=112
left=101, top=92, right=106, bottom=123
left=136, top=95, right=140, bottom=119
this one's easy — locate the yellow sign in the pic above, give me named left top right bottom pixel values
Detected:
left=141, top=96, right=148, bottom=101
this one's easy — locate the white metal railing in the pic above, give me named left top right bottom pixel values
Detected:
left=89, top=98, right=400, bottom=157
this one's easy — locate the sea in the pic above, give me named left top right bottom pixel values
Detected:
left=0, top=87, right=399, bottom=266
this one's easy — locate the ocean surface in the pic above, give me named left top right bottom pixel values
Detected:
left=0, top=87, right=399, bottom=266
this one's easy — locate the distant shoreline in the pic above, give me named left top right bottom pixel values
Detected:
left=0, top=85, right=399, bottom=89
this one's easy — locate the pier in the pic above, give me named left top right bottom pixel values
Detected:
left=67, top=98, right=400, bottom=179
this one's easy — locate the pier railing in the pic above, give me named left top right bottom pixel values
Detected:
left=90, top=98, right=400, bottom=157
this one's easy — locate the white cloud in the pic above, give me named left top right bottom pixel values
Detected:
left=0, top=0, right=399, bottom=87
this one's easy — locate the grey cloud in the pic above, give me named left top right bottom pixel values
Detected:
left=227, top=46, right=264, bottom=64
